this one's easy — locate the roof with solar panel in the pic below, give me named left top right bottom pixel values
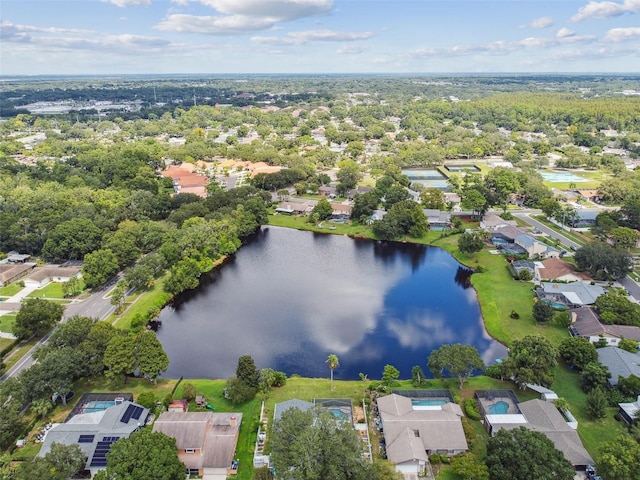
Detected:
left=38, top=399, right=149, bottom=472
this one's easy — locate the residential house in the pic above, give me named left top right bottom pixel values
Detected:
left=490, top=225, right=528, bottom=243
left=569, top=307, right=640, bottom=346
left=153, top=411, right=242, bottom=477
left=537, top=282, right=606, bottom=307
left=480, top=213, right=517, bottom=232
left=422, top=209, right=452, bottom=230
left=576, top=189, right=602, bottom=203
left=38, top=399, right=149, bottom=476
left=597, top=347, right=640, bottom=387
left=570, top=209, right=599, bottom=228
left=618, top=395, right=640, bottom=425
left=510, top=260, right=536, bottom=279
left=443, top=192, right=461, bottom=211
left=0, top=262, right=35, bottom=287
left=273, top=399, right=315, bottom=422
left=536, top=258, right=592, bottom=283
left=318, top=185, right=338, bottom=197
left=515, top=234, right=559, bottom=259
left=377, top=393, right=467, bottom=475
left=330, top=203, right=352, bottom=218
left=477, top=392, right=593, bottom=469
left=23, top=266, right=82, bottom=289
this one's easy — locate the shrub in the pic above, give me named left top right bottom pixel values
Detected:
left=272, top=371, right=287, bottom=387
left=510, top=310, right=520, bottom=319
left=182, top=382, right=197, bottom=402
left=464, top=398, right=481, bottom=420
left=136, top=392, right=157, bottom=411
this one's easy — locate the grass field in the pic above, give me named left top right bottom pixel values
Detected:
left=0, top=284, right=23, bottom=297
left=27, top=282, right=66, bottom=299
left=0, top=313, right=17, bottom=333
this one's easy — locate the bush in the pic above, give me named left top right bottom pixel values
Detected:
left=136, top=392, right=157, bottom=410
left=510, top=310, right=520, bottom=319
left=464, top=398, right=481, bottom=420
left=182, top=382, right=197, bottom=402
left=475, top=265, right=487, bottom=273
left=272, top=371, right=287, bottom=387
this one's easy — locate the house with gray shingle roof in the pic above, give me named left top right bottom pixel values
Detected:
left=597, top=346, right=640, bottom=387
left=377, top=393, right=467, bottom=475
left=273, top=399, right=314, bottom=421
left=38, top=401, right=149, bottom=476
left=538, top=282, right=606, bottom=307
left=515, top=234, right=560, bottom=259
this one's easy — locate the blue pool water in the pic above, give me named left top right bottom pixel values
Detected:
left=412, top=400, right=447, bottom=407
left=488, top=401, right=510, bottom=414
left=83, top=401, right=117, bottom=412
left=328, top=408, right=349, bottom=420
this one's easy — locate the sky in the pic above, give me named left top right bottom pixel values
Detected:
left=1, top=0, right=639, bottom=75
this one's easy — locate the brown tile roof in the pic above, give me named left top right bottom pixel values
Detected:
left=26, top=266, right=81, bottom=282
left=152, top=412, right=241, bottom=470
left=538, top=258, right=592, bottom=282
left=378, top=394, right=467, bottom=461
left=0, top=263, right=35, bottom=284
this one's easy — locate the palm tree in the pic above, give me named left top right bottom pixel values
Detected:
left=326, top=354, right=339, bottom=391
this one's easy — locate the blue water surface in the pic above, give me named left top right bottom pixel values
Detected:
left=156, top=226, right=506, bottom=380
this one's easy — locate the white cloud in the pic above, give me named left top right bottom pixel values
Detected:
left=156, top=14, right=275, bottom=34
left=101, top=0, right=152, bottom=7
left=409, top=33, right=596, bottom=60
left=571, top=0, right=640, bottom=22
left=604, top=26, right=640, bottom=41
left=556, top=27, right=575, bottom=38
left=521, top=16, right=554, bottom=29
left=337, top=44, right=365, bottom=55
left=252, top=29, right=373, bottom=45
left=195, top=0, right=333, bottom=22
left=0, top=21, right=98, bottom=43
left=156, top=0, right=333, bottom=35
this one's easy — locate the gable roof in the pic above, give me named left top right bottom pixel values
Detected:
left=570, top=307, right=640, bottom=341
left=153, top=412, right=242, bottom=470
left=597, top=347, right=640, bottom=386
left=500, top=400, right=593, bottom=467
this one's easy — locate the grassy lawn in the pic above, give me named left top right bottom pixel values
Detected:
left=0, top=284, right=23, bottom=297
left=432, top=235, right=570, bottom=347
left=551, top=363, right=626, bottom=459
left=27, top=282, right=66, bottom=299
left=110, top=276, right=173, bottom=330
left=0, top=313, right=17, bottom=333
left=268, top=213, right=374, bottom=238
left=2, top=337, right=39, bottom=370
left=539, top=168, right=610, bottom=190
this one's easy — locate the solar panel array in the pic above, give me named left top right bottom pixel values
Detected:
left=120, top=404, right=144, bottom=423
left=78, top=434, right=95, bottom=443
left=89, top=437, right=120, bottom=467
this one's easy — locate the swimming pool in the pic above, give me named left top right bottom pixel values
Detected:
left=83, top=401, right=117, bottom=412
left=412, top=399, right=447, bottom=407
left=488, top=401, right=510, bottom=414
left=328, top=408, right=349, bottom=421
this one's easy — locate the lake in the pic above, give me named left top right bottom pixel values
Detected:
left=155, top=226, right=506, bottom=380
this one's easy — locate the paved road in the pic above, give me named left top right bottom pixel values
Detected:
left=512, top=212, right=582, bottom=250
left=0, top=283, right=118, bottom=383
left=618, top=276, right=640, bottom=303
